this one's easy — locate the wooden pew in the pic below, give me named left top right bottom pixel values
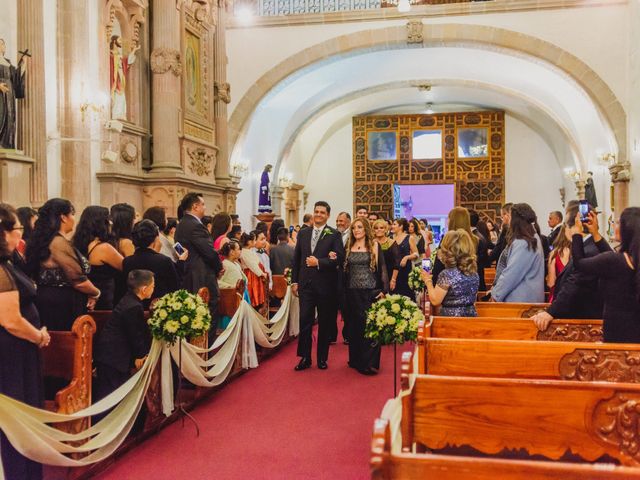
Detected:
left=424, top=316, right=603, bottom=342
left=475, top=302, right=550, bottom=318
left=268, top=274, right=288, bottom=317
left=483, top=267, right=496, bottom=288
left=42, top=315, right=96, bottom=434
left=412, top=337, right=640, bottom=381
left=401, top=374, right=640, bottom=466
left=371, top=418, right=640, bottom=479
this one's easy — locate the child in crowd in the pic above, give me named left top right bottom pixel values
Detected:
left=93, top=269, right=155, bottom=401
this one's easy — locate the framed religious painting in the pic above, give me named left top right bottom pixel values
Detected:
left=185, top=31, right=203, bottom=115
left=457, top=127, right=488, bottom=158
left=367, top=131, right=397, bottom=160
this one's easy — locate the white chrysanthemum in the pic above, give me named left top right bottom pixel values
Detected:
left=401, top=309, right=411, bottom=319
left=158, top=309, right=168, bottom=320
left=386, top=316, right=395, bottom=325
left=180, top=315, right=190, bottom=324
left=391, top=303, right=401, bottom=313
left=164, top=320, right=179, bottom=333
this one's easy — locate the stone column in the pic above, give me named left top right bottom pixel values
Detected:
left=150, top=0, right=183, bottom=172
left=213, top=0, right=231, bottom=184
left=271, top=185, right=284, bottom=217
left=58, top=0, right=92, bottom=208
left=17, top=0, right=48, bottom=205
left=609, top=162, right=632, bottom=217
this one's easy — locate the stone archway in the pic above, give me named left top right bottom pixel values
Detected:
left=228, top=23, right=626, bottom=163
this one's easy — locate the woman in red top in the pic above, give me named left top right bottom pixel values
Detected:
left=546, top=225, right=571, bottom=302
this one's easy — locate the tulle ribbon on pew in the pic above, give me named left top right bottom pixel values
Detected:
left=0, top=287, right=299, bottom=477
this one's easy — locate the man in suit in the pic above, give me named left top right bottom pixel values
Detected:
left=269, top=227, right=295, bottom=275
left=547, top=210, right=563, bottom=247
left=94, top=269, right=154, bottom=400
left=489, top=202, right=513, bottom=264
left=532, top=202, right=611, bottom=330
left=175, top=192, right=223, bottom=333
left=292, top=200, right=345, bottom=370
left=469, top=209, right=490, bottom=291
left=336, top=211, right=352, bottom=247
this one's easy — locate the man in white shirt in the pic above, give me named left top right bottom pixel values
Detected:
left=547, top=210, right=563, bottom=247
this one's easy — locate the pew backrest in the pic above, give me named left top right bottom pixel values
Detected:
left=270, top=274, right=288, bottom=300
left=475, top=302, right=549, bottom=318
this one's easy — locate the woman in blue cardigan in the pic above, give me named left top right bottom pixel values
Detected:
left=491, top=203, right=545, bottom=303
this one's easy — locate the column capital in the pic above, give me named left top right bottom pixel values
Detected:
left=609, top=162, right=632, bottom=183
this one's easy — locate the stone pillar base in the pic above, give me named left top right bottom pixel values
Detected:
left=0, top=150, right=35, bottom=206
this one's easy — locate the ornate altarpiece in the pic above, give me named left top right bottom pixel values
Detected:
left=352, top=111, right=505, bottom=220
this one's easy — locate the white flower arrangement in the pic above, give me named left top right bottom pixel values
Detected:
left=407, top=266, right=426, bottom=292
left=147, top=289, right=211, bottom=344
left=365, top=294, right=422, bottom=345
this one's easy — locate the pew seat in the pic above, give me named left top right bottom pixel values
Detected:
left=424, top=316, right=603, bottom=342
left=371, top=418, right=640, bottom=479
left=410, top=337, right=640, bottom=382
left=475, top=301, right=550, bottom=318
left=400, top=374, right=640, bottom=466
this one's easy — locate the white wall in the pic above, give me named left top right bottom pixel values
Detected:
left=293, top=114, right=565, bottom=232
left=0, top=0, right=17, bottom=60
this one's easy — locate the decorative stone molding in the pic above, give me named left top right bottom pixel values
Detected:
left=609, top=162, right=632, bottom=183
left=105, top=0, right=147, bottom=46
left=121, top=141, right=139, bottom=164
left=214, top=81, right=231, bottom=103
left=560, top=349, right=639, bottom=382
left=537, top=324, right=603, bottom=343
left=187, top=147, right=216, bottom=176
left=151, top=48, right=183, bottom=75
left=407, top=20, right=423, bottom=44
left=594, top=392, right=640, bottom=462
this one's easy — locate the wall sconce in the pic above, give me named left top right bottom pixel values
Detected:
left=230, top=162, right=249, bottom=177
left=563, top=167, right=582, bottom=182
left=598, top=153, right=617, bottom=165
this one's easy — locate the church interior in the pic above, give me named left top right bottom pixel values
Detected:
left=1, top=0, right=640, bottom=478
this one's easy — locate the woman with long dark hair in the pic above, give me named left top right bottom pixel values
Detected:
left=570, top=208, right=640, bottom=342
left=211, top=213, right=232, bottom=251
left=73, top=206, right=123, bottom=310
left=110, top=203, right=136, bottom=258
left=431, top=207, right=478, bottom=285
left=269, top=218, right=285, bottom=246
left=391, top=218, right=418, bottom=298
left=0, top=203, right=50, bottom=480
left=343, top=218, right=387, bottom=375
left=491, top=203, right=545, bottom=303
left=15, top=207, right=37, bottom=257
left=26, top=199, right=100, bottom=331
left=546, top=225, right=571, bottom=302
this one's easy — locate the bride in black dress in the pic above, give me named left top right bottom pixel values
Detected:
left=0, top=203, right=51, bottom=480
left=343, top=218, right=388, bottom=375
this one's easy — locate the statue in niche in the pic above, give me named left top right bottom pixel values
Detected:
left=258, top=164, right=273, bottom=213
left=0, top=39, right=27, bottom=150
left=585, top=170, right=598, bottom=208
left=109, top=35, right=140, bottom=120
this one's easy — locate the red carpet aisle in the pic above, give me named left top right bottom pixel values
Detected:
left=96, top=332, right=410, bottom=480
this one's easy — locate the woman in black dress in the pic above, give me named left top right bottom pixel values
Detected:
left=110, top=203, right=136, bottom=304
left=570, top=208, right=640, bottom=343
left=26, top=198, right=101, bottom=331
left=372, top=219, right=400, bottom=293
left=73, top=206, right=124, bottom=310
left=391, top=218, right=418, bottom=298
left=0, top=203, right=51, bottom=480
left=343, top=218, right=388, bottom=375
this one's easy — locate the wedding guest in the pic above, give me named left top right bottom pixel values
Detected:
left=93, top=269, right=154, bottom=401
left=111, top=203, right=136, bottom=304
left=421, top=229, right=479, bottom=317
left=255, top=230, right=272, bottom=290
left=546, top=225, right=571, bottom=302
left=212, top=213, right=232, bottom=251
left=343, top=218, right=387, bottom=375
left=486, top=219, right=499, bottom=244
left=230, top=214, right=241, bottom=227
left=26, top=199, right=100, bottom=331
left=568, top=208, right=640, bottom=342
left=301, top=214, right=313, bottom=229
left=432, top=207, right=478, bottom=285
left=269, top=218, right=286, bottom=247
left=408, top=218, right=426, bottom=264
left=240, top=231, right=266, bottom=307
left=73, top=206, right=124, bottom=310
left=227, top=225, right=242, bottom=242
left=491, top=203, right=545, bottom=303
left=0, top=203, right=50, bottom=480
left=218, top=241, right=250, bottom=329
left=174, top=193, right=222, bottom=333
left=15, top=206, right=37, bottom=257
left=373, top=219, right=399, bottom=294
left=469, top=209, right=490, bottom=291
left=270, top=228, right=295, bottom=275
left=144, top=206, right=178, bottom=262
left=488, top=203, right=512, bottom=264
left=164, top=218, right=178, bottom=244
left=547, top=210, right=564, bottom=246
left=391, top=218, right=418, bottom=298
left=123, top=220, right=180, bottom=306
left=356, top=206, right=368, bottom=218
left=202, top=215, right=213, bottom=236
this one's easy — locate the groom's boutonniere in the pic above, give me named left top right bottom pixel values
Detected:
left=320, top=227, right=333, bottom=240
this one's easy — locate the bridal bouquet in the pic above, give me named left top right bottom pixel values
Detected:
left=407, top=266, right=426, bottom=292
left=365, top=294, right=423, bottom=345
left=148, top=290, right=211, bottom=344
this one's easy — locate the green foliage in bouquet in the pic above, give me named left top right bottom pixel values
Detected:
left=284, top=267, right=292, bottom=285
left=407, top=266, right=426, bottom=292
left=148, top=289, right=211, bottom=344
left=364, top=294, right=423, bottom=345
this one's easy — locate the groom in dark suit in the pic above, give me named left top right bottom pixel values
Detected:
left=292, top=201, right=345, bottom=370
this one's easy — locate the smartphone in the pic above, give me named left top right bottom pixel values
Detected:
left=173, top=242, right=185, bottom=256
left=422, top=258, right=432, bottom=272
left=289, top=225, right=294, bottom=234
left=579, top=200, right=589, bottom=223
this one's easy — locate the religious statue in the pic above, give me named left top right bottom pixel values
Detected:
left=0, top=39, right=27, bottom=150
left=585, top=170, right=598, bottom=208
left=109, top=35, right=140, bottom=121
left=258, top=164, right=273, bottom=213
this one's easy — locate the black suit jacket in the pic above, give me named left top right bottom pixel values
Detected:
left=175, top=214, right=222, bottom=302
left=94, top=292, right=150, bottom=373
left=546, top=235, right=611, bottom=319
left=123, top=248, right=179, bottom=306
left=488, top=227, right=508, bottom=264
left=292, top=225, right=345, bottom=293
left=473, top=228, right=490, bottom=291
left=269, top=242, right=295, bottom=275
left=548, top=226, right=561, bottom=248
